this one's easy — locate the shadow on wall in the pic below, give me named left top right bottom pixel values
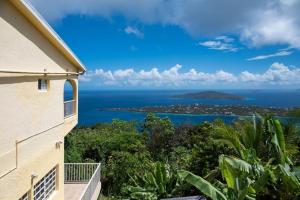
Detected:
left=64, top=79, right=77, bottom=102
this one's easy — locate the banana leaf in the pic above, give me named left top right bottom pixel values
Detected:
left=178, top=170, right=227, bottom=200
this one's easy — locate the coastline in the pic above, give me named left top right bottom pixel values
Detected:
left=103, top=103, right=294, bottom=117
left=101, top=109, right=295, bottom=119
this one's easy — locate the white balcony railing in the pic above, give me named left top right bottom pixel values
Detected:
left=64, top=163, right=101, bottom=200
left=64, top=100, right=76, bottom=118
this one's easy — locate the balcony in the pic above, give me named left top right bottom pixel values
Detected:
left=64, top=100, right=76, bottom=118
left=64, top=163, right=101, bottom=200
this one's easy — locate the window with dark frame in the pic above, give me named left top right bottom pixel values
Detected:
left=38, top=79, right=48, bottom=91
left=33, top=167, right=57, bottom=200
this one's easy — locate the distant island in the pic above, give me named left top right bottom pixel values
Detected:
left=173, top=91, right=245, bottom=100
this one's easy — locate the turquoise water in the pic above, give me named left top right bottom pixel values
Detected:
left=74, top=90, right=300, bottom=126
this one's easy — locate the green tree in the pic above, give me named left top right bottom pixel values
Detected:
left=142, top=113, right=175, bottom=159
left=105, top=151, right=152, bottom=196
left=168, top=146, right=192, bottom=171
left=64, top=119, right=152, bottom=196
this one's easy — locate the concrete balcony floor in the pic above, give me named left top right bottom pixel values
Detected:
left=64, top=183, right=87, bottom=200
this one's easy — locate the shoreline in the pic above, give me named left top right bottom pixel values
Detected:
left=101, top=103, right=296, bottom=118
left=103, top=109, right=294, bottom=119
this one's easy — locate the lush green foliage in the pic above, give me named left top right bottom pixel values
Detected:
left=142, top=113, right=175, bottom=160
left=122, top=162, right=182, bottom=200
left=179, top=115, right=300, bottom=200
left=65, top=119, right=152, bottom=195
left=65, top=114, right=300, bottom=199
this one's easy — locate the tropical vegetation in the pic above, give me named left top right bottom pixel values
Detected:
left=65, top=113, right=300, bottom=199
left=179, top=115, right=300, bottom=200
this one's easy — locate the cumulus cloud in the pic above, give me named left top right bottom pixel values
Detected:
left=124, top=26, right=144, bottom=38
left=247, top=50, right=293, bottom=61
left=28, top=0, right=300, bottom=48
left=199, top=36, right=238, bottom=52
left=79, top=63, right=300, bottom=88
left=81, top=64, right=237, bottom=87
left=240, top=62, right=300, bottom=85
left=241, top=7, right=300, bottom=48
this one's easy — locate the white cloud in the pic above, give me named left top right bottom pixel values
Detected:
left=241, top=9, right=300, bottom=48
left=240, top=62, right=300, bottom=85
left=199, top=36, right=238, bottom=52
left=94, top=69, right=114, bottom=80
left=247, top=50, right=293, bottom=61
left=124, top=26, right=144, bottom=38
left=81, top=64, right=237, bottom=87
left=113, top=68, right=134, bottom=78
left=139, top=68, right=161, bottom=79
left=78, top=75, right=91, bottom=82
left=28, top=0, right=300, bottom=48
left=79, top=63, right=300, bottom=88
left=214, top=70, right=238, bottom=82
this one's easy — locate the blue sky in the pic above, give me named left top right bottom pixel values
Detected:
left=29, top=0, right=300, bottom=90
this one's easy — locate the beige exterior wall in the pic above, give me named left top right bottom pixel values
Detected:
left=0, top=0, right=77, bottom=73
left=0, top=1, right=80, bottom=199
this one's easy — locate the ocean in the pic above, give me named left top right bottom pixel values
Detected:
left=73, top=90, right=300, bottom=126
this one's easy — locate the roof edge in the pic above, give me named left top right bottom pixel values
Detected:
left=10, top=0, right=86, bottom=73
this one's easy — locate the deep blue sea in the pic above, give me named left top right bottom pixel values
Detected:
left=73, top=90, right=300, bottom=126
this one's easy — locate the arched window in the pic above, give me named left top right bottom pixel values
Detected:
left=64, top=80, right=76, bottom=118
